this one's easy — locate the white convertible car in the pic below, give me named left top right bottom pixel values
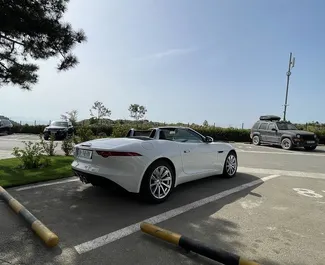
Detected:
left=72, top=126, right=238, bottom=203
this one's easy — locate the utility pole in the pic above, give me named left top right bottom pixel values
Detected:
left=283, top=52, right=295, bottom=121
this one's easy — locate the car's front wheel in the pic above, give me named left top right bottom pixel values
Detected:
left=281, top=138, right=293, bottom=150
left=223, top=151, right=238, bottom=178
left=141, top=160, right=175, bottom=203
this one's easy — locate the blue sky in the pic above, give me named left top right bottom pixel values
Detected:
left=1, top=0, right=325, bottom=128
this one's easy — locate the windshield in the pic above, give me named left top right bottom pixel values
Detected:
left=276, top=122, right=298, bottom=130
left=51, top=121, right=68, bottom=127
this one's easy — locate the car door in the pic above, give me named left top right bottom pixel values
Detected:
left=174, top=128, right=216, bottom=175
left=258, top=122, right=268, bottom=142
left=266, top=122, right=279, bottom=144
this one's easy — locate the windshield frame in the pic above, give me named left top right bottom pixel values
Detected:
left=50, top=121, right=69, bottom=127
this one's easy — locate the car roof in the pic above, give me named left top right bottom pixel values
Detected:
left=157, top=126, right=190, bottom=129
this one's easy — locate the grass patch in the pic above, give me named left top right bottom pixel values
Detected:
left=0, top=156, right=74, bottom=188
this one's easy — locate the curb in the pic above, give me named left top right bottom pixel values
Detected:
left=0, top=186, right=59, bottom=247
left=140, top=222, right=259, bottom=265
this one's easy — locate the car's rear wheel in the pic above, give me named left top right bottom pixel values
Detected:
left=281, top=138, right=292, bottom=150
left=141, top=160, right=175, bottom=203
left=252, top=135, right=260, bottom=145
left=223, top=151, right=238, bottom=178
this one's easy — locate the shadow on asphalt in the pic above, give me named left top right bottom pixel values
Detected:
left=0, top=173, right=302, bottom=265
left=261, top=143, right=325, bottom=153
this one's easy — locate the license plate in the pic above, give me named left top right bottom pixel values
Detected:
left=306, top=141, right=315, bottom=144
left=77, top=149, right=93, bottom=159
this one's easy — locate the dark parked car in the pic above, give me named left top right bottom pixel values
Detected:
left=250, top=115, right=318, bottom=150
left=0, top=119, right=13, bottom=135
left=43, top=120, right=74, bottom=140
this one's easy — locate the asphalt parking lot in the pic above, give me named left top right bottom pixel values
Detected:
left=1, top=135, right=325, bottom=265
left=0, top=134, right=64, bottom=159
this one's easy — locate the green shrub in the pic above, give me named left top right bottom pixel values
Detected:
left=61, top=137, right=74, bottom=156
left=89, top=125, right=113, bottom=136
left=12, top=124, right=46, bottom=134
left=191, top=126, right=251, bottom=142
left=10, top=123, right=325, bottom=144
left=12, top=141, right=50, bottom=169
left=76, top=126, right=94, bottom=142
left=111, top=125, right=130, bottom=138
left=97, top=132, right=108, bottom=138
left=39, top=134, right=58, bottom=156
left=72, top=135, right=81, bottom=144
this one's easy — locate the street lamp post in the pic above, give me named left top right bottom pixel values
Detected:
left=283, top=52, right=295, bottom=121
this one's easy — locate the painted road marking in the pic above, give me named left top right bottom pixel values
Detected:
left=15, top=178, right=79, bottom=191
left=293, top=188, right=323, bottom=198
left=74, top=174, right=280, bottom=254
left=238, top=167, right=325, bottom=179
left=237, top=149, right=325, bottom=157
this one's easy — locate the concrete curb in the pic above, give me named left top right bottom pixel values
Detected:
left=0, top=186, right=59, bottom=247
left=140, top=222, right=259, bottom=265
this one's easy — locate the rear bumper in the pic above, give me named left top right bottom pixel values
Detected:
left=71, top=160, right=144, bottom=193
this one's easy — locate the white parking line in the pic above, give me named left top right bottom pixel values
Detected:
left=74, top=174, right=280, bottom=254
left=237, top=149, right=325, bottom=157
left=238, top=167, right=325, bottom=180
left=15, top=178, right=79, bottom=191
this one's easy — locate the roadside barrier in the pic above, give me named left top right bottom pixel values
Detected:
left=0, top=186, right=59, bottom=247
left=140, top=222, right=259, bottom=265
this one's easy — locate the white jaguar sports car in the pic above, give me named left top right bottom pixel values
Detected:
left=72, top=126, right=238, bottom=203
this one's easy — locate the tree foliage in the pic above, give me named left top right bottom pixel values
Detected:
left=0, top=0, right=87, bottom=90
left=90, top=101, right=111, bottom=121
left=128, top=104, right=147, bottom=121
left=203, top=120, right=209, bottom=127
left=61, top=109, right=78, bottom=125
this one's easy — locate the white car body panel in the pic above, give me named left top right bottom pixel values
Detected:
left=71, top=127, right=236, bottom=193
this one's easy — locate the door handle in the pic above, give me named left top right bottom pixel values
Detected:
left=184, top=150, right=190, bottom=153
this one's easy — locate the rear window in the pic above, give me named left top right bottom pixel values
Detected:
left=252, top=122, right=260, bottom=130
left=259, top=123, right=268, bottom=130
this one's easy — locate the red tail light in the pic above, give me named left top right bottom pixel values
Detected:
left=96, top=151, right=142, bottom=158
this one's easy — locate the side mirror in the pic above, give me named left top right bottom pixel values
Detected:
left=271, top=128, right=277, bottom=131
left=205, top=136, right=213, bottom=143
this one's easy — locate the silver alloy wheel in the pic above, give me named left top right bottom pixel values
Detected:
left=226, top=154, right=237, bottom=176
left=252, top=135, right=259, bottom=145
left=282, top=139, right=291, bottom=149
left=149, top=166, right=173, bottom=199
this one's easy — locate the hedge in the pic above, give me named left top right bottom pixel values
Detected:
left=12, top=124, right=325, bottom=144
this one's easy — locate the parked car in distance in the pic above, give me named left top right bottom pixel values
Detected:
left=0, top=118, right=13, bottom=135
left=250, top=115, right=318, bottom=150
left=43, top=120, right=74, bottom=140
left=72, top=126, right=238, bottom=203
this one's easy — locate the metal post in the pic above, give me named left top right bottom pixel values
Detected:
left=283, top=52, right=295, bottom=121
